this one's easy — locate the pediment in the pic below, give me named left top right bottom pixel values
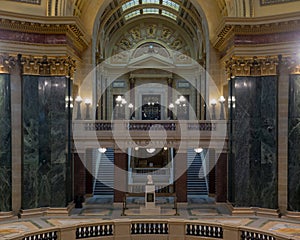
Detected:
left=128, top=54, right=174, bottom=69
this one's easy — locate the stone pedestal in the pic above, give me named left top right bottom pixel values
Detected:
left=140, top=184, right=160, bottom=215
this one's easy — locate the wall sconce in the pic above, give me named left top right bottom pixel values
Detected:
left=219, top=96, right=225, bottom=120
left=65, top=96, right=73, bottom=108
left=98, top=147, right=107, bottom=153
left=194, top=147, right=203, bottom=153
left=75, top=96, right=82, bottom=120
left=85, top=98, right=91, bottom=120
left=210, top=98, right=217, bottom=120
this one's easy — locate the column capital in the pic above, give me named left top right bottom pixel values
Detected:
left=225, top=56, right=279, bottom=79
left=20, top=55, right=76, bottom=77
left=0, top=54, right=17, bottom=73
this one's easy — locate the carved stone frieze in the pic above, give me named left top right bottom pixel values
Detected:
left=225, top=56, right=279, bottom=79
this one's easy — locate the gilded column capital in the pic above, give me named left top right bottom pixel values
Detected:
left=281, top=56, right=300, bottom=75
left=0, top=55, right=17, bottom=73
left=225, top=56, right=279, bottom=79
left=21, top=55, right=76, bottom=77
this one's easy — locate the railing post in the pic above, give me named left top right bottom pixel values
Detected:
left=114, top=219, right=131, bottom=240
left=169, top=219, right=185, bottom=240
left=60, top=226, right=76, bottom=240
left=223, top=225, right=239, bottom=240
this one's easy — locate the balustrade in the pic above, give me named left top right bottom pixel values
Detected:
left=23, top=231, right=58, bottom=240
left=241, top=230, right=275, bottom=240
left=131, top=222, right=169, bottom=234
left=76, top=224, right=113, bottom=238
left=186, top=224, right=223, bottom=238
left=4, top=219, right=293, bottom=240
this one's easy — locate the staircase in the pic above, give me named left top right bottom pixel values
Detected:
left=187, top=149, right=208, bottom=195
left=93, top=148, right=114, bottom=196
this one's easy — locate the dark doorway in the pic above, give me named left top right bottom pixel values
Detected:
left=142, top=95, right=161, bottom=120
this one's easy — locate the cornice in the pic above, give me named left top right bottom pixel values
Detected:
left=0, top=10, right=90, bottom=56
left=213, top=12, right=300, bottom=52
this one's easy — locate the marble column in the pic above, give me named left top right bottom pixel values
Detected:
left=277, top=57, right=289, bottom=213
left=288, top=74, right=300, bottom=211
left=22, top=75, right=70, bottom=208
left=230, top=76, right=277, bottom=208
left=0, top=73, right=12, bottom=212
left=174, top=151, right=187, bottom=202
left=114, top=149, right=127, bottom=202
left=10, top=57, right=22, bottom=214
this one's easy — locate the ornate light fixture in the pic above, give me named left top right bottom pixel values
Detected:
left=194, top=147, right=203, bottom=153
left=146, top=148, right=156, bottom=153
left=98, top=147, right=107, bottom=153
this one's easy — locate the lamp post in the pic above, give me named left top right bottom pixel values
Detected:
left=219, top=96, right=225, bottom=120
left=75, top=96, right=82, bottom=120
left=85, top=98, right=91, bottom=120
left=210, top=98, right=217, bottom=120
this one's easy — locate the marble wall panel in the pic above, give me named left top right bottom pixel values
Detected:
left=0, top=74, right=12, bottom=211
left=288, top=75, right=300, bottom=211
left=229, top=76, right=277, bottom=208
left=23, top=76, right=71, bottom=209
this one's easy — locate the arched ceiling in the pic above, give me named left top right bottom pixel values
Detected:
left=71, top=0, right=227, bottom=41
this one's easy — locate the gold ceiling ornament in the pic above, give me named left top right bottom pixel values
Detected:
left=225, top=56, right=279, bottom=79
left=0, top=55, right=16, bottom=74
left=21, top=55, right=76, bottom=77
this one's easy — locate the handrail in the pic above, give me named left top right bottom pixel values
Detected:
left=4, top=219, right=296, bottom=240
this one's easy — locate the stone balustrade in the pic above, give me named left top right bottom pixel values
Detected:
left=5, top=219, right=294, bottom=240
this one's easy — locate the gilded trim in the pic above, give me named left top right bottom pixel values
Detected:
left=225, top=56, right=279, bottom=79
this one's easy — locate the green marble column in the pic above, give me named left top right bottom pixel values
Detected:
left=0, top=74, right=11, bottom=211
left=288, top=75, right=300, bottom=211
left=229, top=76, right=278, bottom=208
left=23, top=76, right=72, bottom=209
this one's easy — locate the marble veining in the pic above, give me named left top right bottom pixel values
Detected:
left=288, top=75, right=300, bottom=211
left=0, top=74, right=12, bottom=211
left=23, top=76, right=71, bottom=209
left=229, top=76, right=277, bottom=208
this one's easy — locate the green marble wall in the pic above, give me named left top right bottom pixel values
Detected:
left=0, top=74, right=11, bottom=211
left=229, top=76, right=278, bottom=208
left=288, top=75, right=300, bottom=211
left=23, top=76, right=72, bottom=209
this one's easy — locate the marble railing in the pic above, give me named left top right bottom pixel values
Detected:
left=6, top=219, right=294, bottom=240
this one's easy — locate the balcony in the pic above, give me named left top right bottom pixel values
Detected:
left=72, top=120, right=228, bottom=152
